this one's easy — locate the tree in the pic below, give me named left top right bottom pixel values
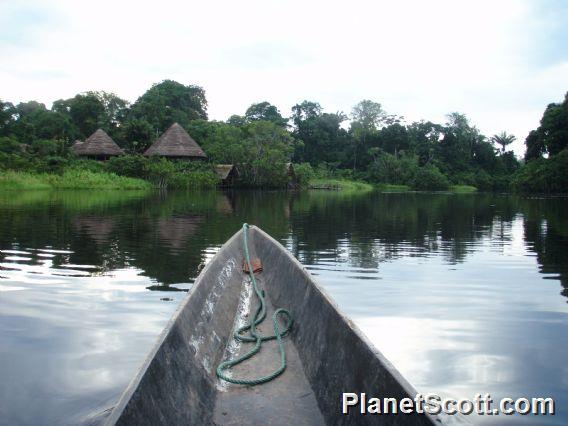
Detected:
left=491, top=131, right=516, bottom=153
left=52, top=93, right=106, bottom=138
left=377, top=123, right=409, bottom=158
left=95, top=91, right=129, bottom=127
left=0, top=99, right=15, bottom=136
left=538, top=92, right=568, bottom=156
left=351, top=100, right=386, bottom=132
left=226, top=115, right=247, bottom=127
left=10, top=102, right=77, bottom=143
left=439, top=112, right=483, bottom=173
left=129, top=80, right=208, bottom=132
left=350, top=100, right=387, bottom=172
left=118, top=118, right=154, bottom=153
left=525, top=92, right=568, bottom=160
left=291, top=101, right=322, bottom=128
left=525, top=130, right=545, bottom=161
left=290, top=100, right=347, bottom=166
left=244, top=102, right=287, bottom=127
left=407, top=121, right=442, bottom=166
left=240, top=121, right=294, bottom=186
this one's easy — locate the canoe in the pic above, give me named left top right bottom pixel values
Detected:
left=105, top=225, right=438, bottom=425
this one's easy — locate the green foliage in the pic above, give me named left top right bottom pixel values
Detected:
left=52, top=93, right=105, bottom=138
left=375, top=184, right=410, bottom=192
left=0, top=170, right=151, bottom=190
left=226, top=115, right=247, bottom=127
left=450, top=185, right=478, bottom=193
left=107, top=155, right=219, bottom=189
left=1, top=86, right=564, bottom=193
left=238, top=121, right=293, bottom=187
left=52, top=169, right=152, bottom=189
left=129, top=80, right=207, bottom=132
left=244, top=102, right=287, bottom=127
left=291, top=100, right=348, bottom=166
left=351, top=100, right=387, bottom=131
left=514, top=149, right=568, bottom=193
left=0, top=136, right=24, bottom=154
left=525, top=92, right=568, bottom=160
left=117, top=118, right=154, bottom=153
left=293, top=163, right=315, bottom=188
left=411, top=166, right=450, bottom=191
left=107, top=154, right=148, bottom=178
left=0, top=171, right=53, bottom=190
left=367, top=151, right=418, bottom=185
left=309, top=178, right=373, bottom=192
left=0, top=99, right=16, bottom=136
left=491, top=131, right=516, bottom=153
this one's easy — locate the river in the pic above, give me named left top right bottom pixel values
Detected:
left=0, top=190, right=566, bottom=424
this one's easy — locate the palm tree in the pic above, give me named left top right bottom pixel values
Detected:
left=490, top=131, right=516, bottom=153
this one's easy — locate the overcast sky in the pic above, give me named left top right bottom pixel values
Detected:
left=1, top=0, right=567, bottom=155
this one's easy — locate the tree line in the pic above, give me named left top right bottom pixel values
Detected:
left=1, top=80, right=566, bottom=191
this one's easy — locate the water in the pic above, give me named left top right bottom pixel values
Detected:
left=0, top=190, right=567, bottom=424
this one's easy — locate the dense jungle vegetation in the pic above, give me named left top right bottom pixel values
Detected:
left=0, top=80, right=566, bottom=191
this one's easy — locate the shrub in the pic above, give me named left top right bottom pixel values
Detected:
left=411, top=166, right=450, bottom=191
left=367, top=152, right=418, bottom=185
left=514, top=149, right=568, bottom=193
left=107, top=154, right=149, bottom=178
left=293, top=163, right=315, bottom=188
left=473, top=170, right=493, bottom=191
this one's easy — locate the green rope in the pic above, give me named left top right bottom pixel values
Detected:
left=216, top=223, right=293, bottom=386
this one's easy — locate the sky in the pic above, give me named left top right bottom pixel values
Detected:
left=1, top=0, right=567, bottom=156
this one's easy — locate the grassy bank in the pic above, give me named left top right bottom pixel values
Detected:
left=449, top=185, right=478, bottom=193
left=309, top=178, right=373, bottom=192
left=376, top=184, right=411, bottom=192
left=0, top=170, right=152, bottom=191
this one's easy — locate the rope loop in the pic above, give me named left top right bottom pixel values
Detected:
left=216, top=223, right=293, bottom=386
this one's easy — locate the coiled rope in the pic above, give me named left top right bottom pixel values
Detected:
left=216, top=223, right=293, bottom=386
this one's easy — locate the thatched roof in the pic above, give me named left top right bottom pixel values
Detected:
left=73, top=129, right=124, bottom=156
left=70, top=140, right=83, bottom=154
left=144, top=123, right=206, bottom=158
left=215, top=164, right=237, bottom=180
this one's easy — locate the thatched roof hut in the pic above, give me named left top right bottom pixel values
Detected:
left=215, top=164, right=238, bottom=187
left=70, top=140, right=84, bottom=154
left=144, top=123, right=207, bottom=159
left=73, top=129, right=124, bottom=159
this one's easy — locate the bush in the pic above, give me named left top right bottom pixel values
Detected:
left=473, top=170, right=493, bottom=191
left=411, top=166, right=450, bottom=191
left=514, top=149, right=568, bottom=193
left=0, top=170, right=151, bottom=190
left=293, top=163, right=315, bottom=188
left=106, top=154, right=149, bottom=178
left=367, top=152, right=418, bottom=185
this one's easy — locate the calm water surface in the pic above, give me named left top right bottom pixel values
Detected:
left=0, top=190, right=567, bottom=425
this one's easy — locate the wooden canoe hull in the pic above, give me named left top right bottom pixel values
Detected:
left=105, top=226, right=438, bottom=425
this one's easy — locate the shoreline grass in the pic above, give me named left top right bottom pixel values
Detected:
left=0, top=170, right=152, bottom=191
left=375, top=184, right=411, bottom=192
left=449, top=185, right=478, bottom=193
left=309, top=178, right=373, bottom=192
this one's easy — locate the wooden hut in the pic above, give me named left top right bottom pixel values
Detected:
left=215, top=164, right=238, bottom=187
left=144, top=123, right=207, bottom=160
left=73, top=129, right=124, bottom=160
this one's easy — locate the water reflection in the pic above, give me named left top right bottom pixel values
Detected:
left=0, top=190, right=567, bottom=424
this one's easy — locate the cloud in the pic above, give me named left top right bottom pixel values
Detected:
left=0, top=0, right=566, bottom=156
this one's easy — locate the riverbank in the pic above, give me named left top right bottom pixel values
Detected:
left=0, top=170, right=152, bottom=190
left=309, top=178, right=373, bottom=192
left=309, top=179, right=479, bottom=193
left=0, top=171, right=481, bottom=194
